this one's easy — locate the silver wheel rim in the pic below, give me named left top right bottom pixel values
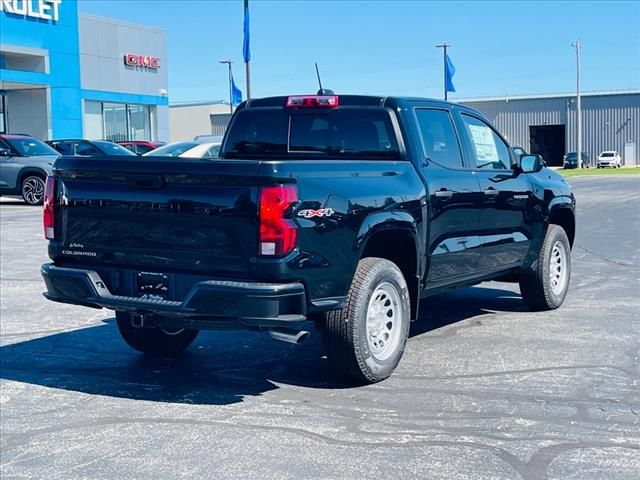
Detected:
left=160, top=327, right=185, bottom=336
left=366, top=281, right=403, bottom=361
left=22, top=176, right=44, bottom=204
left=549, top=241, right=568, bottom=295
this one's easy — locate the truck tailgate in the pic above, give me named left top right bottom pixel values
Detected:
left=52, top=156, right=260, bottom=276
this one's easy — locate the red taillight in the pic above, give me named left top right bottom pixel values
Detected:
left=43, top=176, right=56, bottom=240
left=259, top=185, right=298, bottom=257
left=286, top=95, right=339, bottom=108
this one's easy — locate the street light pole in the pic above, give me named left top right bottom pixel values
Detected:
left=219, top=59, right=234, bottom=114
left=435, top=43, right=450, bottom=101
left=571, top=40, right=582, bottom=168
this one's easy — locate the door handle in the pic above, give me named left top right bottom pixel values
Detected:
left=483, top=188, right=499, bottom=196
left=434, top=189, right=453, bottom=198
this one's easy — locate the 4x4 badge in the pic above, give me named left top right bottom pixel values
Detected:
left=297, top=208, right=334, bottom=219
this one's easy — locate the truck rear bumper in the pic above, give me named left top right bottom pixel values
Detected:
left=41, top=263, right=307, bottom=328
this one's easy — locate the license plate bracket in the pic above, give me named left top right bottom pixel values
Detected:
left=136, top=272, right=169, bottom=299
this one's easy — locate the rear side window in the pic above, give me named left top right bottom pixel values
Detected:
left=461, top=114, right=512, bottom=170
left=223, top=108, right=400, bottom=159
left=50, top=142, right=73, bottom=155
left=415, top=109, right=463, bottom=169
left=75, top=142, right=101, bottom=156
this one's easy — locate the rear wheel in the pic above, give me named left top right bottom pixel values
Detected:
left=322, top=257, right=410, bottom=384
left=519, top=224, right=571, bottom=311
left=115, top=311, right=199, bottom=355
left=21, top=175, right=45, bottom=205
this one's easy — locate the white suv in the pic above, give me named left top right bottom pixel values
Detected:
left=597, top=151, right=622, bottom=168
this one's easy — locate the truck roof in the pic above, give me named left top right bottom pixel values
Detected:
left=242, top=94, right=485, bottom=117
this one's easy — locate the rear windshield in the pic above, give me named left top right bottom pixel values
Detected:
left=222, top=108, right=400, bottom=159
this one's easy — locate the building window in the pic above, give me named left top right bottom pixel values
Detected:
left=127, top=104, right=151, bottom=141
left=84, top=101, right=103, bottom=140
left=0, top=95, right=6, bottom=134
left=84, top=101, right=153, bottom=141
left=103, top=103, right=128, bottom=142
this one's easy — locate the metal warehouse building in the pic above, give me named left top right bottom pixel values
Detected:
left=462, top=90, right=640, bottom=167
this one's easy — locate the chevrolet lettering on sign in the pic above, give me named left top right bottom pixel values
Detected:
left=0, top=0, right=62, bottom=22
left=124, top=54, right=160, bottom=69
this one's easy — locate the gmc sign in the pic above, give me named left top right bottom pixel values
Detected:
left=124, top=54, right=160, bottom=69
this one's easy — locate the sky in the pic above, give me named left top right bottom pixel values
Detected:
left=78, top=0, right=640, bottom=104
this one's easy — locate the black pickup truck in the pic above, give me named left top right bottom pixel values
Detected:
left=41, top=94, right=575, bottom=384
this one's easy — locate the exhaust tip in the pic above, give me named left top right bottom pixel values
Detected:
left=267, top=328, right=310, bottom=345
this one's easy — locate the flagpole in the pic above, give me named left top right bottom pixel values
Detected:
left=435, top=43, right=450, bottom=101
left=219, top=59, right=234, bottom=113
left=246, top=62, right=251, bottom=100
left=244, top=0, right=251, bottom=99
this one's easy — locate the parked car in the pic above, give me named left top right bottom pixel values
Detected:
left=193, top=134, right=224, bottom=143
left=143, top=141, right=221, bottom=158
left=46, top=139, right=136, bottom=157
left=0, top=134, right=59, bottom=205
left=563, top=152, right=591, bottom=169
left=597, top=151, right=622, bottom=168
left=41, top=94, right=575, bottom=384
left=179, top=142, right=222, bottom=158
left=142, top=141, right=199, bottom=157
left=118, top=140, right=166, bottom=155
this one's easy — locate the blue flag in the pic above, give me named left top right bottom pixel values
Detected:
left=445, top=53, right=456, bottom=93
left=243, top=0, right=250, bottom=63
left=231, top=74, right=243, bottom=105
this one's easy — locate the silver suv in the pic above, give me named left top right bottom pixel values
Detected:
left=0, top=135, right=59, bottom=205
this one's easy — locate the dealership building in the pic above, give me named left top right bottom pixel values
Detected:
left=0, top=0, right=169, bottom=142
left=462, top=90, right=640, bottom=167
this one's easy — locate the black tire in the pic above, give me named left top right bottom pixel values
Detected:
left=21, top=175, right=46, bottom=205
left=519, top=224, right=571, bottom=311
left=115, top=311, right=199, bottom=356
left=322, top=257, right=411, bottom=384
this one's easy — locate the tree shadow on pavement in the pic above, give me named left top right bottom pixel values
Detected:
left=0, top=284, right=527, bottom=406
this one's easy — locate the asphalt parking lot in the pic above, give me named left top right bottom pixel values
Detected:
left=1, top=175, right=639, bottom=480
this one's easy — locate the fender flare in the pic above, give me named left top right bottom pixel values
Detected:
left=355, top=211, right=419, bottom=252
left=354, top=210, right=423, bottom=320
left=17, top=167, right=48, bottom=188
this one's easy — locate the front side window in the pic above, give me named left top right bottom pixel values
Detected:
left=93, top=141, right=136, bottom=156
left=461, top=114, right=511, bottom=170
left=415, top=108, right=463, bottom=169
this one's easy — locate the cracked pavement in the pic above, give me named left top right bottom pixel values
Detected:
left=1, top=176, right=639, bottom=479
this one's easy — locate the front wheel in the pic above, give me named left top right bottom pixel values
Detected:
left=21, top=175, right=45, bottom=205
left=322, top=257, right=411, bottom=384
left=115, top=312, right=199, bottom=356
left=519, top=224, right=571, bottom=311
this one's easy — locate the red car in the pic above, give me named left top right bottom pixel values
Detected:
left=117, top=140, right=166, bottom=155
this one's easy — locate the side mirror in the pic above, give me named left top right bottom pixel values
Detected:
left=520, top=154, right=543, bottom=173
left=0, top=148, right=11, bottom=157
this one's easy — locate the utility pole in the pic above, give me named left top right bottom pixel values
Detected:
left=219, top=59, right=234, bottom=114
left=435, top=43, right=450, bottom=101
left=571, top=40, right=582, bottom=168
